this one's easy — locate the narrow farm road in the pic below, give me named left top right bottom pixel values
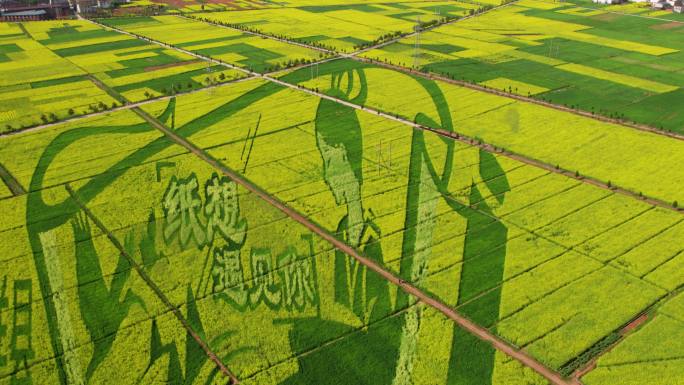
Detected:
left=133, top=105, right=574, bottom=385
left=570, top=312, right=652, bottom=385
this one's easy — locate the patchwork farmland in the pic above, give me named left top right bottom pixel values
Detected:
left=361, top=0, right=684, bottom=133
left=0, top=1, right=682, bottom=385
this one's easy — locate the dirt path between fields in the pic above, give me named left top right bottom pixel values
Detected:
left=65, top=183, right=240, bottom=384
left=134, top=106, right=573, bottom=385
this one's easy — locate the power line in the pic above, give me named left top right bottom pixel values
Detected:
left=413, top=15, right=421, bottom=69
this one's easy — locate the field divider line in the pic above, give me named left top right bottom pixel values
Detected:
left=86, top=74, right=128, bottom=105
left=603, top=217, right=684, bottom=267
left=132, top=105, right=573, bottom=385
left=0, top=162, right=26, bottom=196
left=64, top=183, right=241, bottom=385
left=84, top=16, right=683, bottom=212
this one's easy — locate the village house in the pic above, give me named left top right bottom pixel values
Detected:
left=0, top=0, right=71, bottom=20
left=649, top=0, right=684, bottom=9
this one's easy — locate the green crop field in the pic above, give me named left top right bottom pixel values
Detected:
left=361, top=0, right=684, bottom=133
left=0, top=2, right=682, bottom=385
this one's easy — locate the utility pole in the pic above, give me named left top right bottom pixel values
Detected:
left=377, top=140, right=393, bottom=175
left=310, top=62, right=318, bottom=80
left=413, top=15, right=421, bottom=69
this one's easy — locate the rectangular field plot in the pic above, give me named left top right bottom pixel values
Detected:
left=360, top=0, right=684, bottom=133
left=493, top=267, right=664, bottom=369
left=0, top=76, right=121, bottom=132
left=612, top=221, right=684, bottom=280
left=99, top=16, right=328, bottom=72
left=195, top=1, right=482, bottom=53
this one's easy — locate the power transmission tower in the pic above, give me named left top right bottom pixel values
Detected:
left=310, top=62, right=319, bottom=80
left=377, top=140, right=393, bottom=175
left=548, top=38, right=560, bottom=58
left=206, top=65, right=216, bottom=96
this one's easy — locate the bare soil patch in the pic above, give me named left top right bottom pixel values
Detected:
left=620, top=313, right=649, bottom=335
left=651, top=21, right=684, bottom=30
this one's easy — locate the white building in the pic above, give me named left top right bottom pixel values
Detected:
left=675, top=0, right=683, bottom=12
